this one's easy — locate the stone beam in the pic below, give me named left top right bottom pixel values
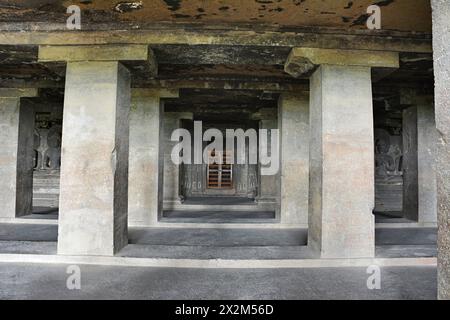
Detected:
left=39, top=45, right=157, bottom=75
left=39, top=45, right=147, bottom=62
left=0, top=88, right=38, bottom=220
left=0, top=79, right=309, bottom=92
left=0, top=29, right=432, bottom=54
left=431, top=0, right=450, bottom=301
left=131, top=88, right=179, bottom=99
left=0, top=88, right=38, bottom=98
left=285, top=48, right=399, bottom=78
left=139, top=81, right=309, bottom=92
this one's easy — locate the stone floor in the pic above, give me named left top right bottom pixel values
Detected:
left=0, top=262, right=437, bottom=299
left=0, top=223, right=438, bottom=300
left=0, top=223, right=437, bottom=259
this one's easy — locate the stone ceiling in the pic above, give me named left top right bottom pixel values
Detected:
left=0, top=0, right=432, bottom=32
left=0, top=0, right=434, bottom=107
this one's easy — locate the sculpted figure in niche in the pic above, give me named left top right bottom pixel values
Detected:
left=375, top=129, right=403, bottom=179
left=45, top=125, right=62, bottom=170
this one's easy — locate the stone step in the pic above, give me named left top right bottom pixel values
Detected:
left=118, top=244, right=313, bottom=260
left=0, top=241, right=436, bottom=261
left=129, top=227, right=306, bottom=246
left=161, top=210, right=276, bottom=224
left=163, top=204, right=276, bottom=212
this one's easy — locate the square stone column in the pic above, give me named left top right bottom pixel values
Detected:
left=431, top=0, right=450, bottom=300
left=39, top=45, right=155, bottom=256
left=285, top=47, right=398, bottom=258
left=417, top=97, right=438, bottom=224
left=278, top=92, right=309, bottom=225
left=57, top=61, right=131, bottom=256
left=402, top=105, right=419, bottom=221
left=163, top=111, right=193, bottom=206
left=308, top=65, right=375, bottom=258
left=258, top=118, right=278, bottom=203
left=128, top=89, right=179, bottom=227
left=402, top=96, right=438, bottom=224
left=0, top=89, right=38, bottom=220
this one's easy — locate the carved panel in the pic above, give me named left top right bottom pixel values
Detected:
left=33, top=112, right=62, bottom=208
left=374, top=125, right=404, bottom=213
left=33, top=113, right=62, bottom=171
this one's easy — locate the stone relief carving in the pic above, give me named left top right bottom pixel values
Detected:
left=375, top=129, right=403, bottom=180
left=374, top=127, right=404, bottom=213
left=33, top=116, right=62, bottom=171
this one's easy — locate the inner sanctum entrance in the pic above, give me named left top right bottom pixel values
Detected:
left=180, top=121, right=259, bottom=200
left=161, top=90, right=279, bottom=222
left=206, top=150, right=233, bottom=190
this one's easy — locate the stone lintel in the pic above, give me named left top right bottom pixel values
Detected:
left=0, top=79, right=309, bottom=92
left=0, top=88, right=38, bottom=98
left=285, top=47, right=399, bottom=78
left=0, top=29, right=432, bottom=54
left=165, top=112, right=194, bottom=120
left=38, top=45, right=152, bottom=62
left=280, top=91, right=309, bottom=101
left=131, top=88, right=179, bottom=99
left=250, top=107, right=278, bottom=120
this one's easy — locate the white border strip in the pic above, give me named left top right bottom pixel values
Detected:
left=0, top=254, right=437, bottom=269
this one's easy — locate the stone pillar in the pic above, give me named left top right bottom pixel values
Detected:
left=38, top=45, right=152, bottom=256
left=258, top=118, right=278, bottom=203
left=278, top=93, right=309, bottom=225
left=57, top=61, right=130, bottom=256
left=417, top=97, right=437, bottom=224
left=285, top=47, right=398, bottom=258
left=163, top=112, right=193, bottom=206
left=0, top=89, right=38, bottom=220
left=308, top=65, right=375, bottom=258
left=431, top=0, right=450, bottom=300
left=128, top=89, right=178, bottom=227
left=402, top=96, right=438, bottom=224
left=402, top=106, right=419, bottom=221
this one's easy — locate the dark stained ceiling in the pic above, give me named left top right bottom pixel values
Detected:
left=0, top=0, right=432, bottom=32
left=0, top=0, right=434, bottom=109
